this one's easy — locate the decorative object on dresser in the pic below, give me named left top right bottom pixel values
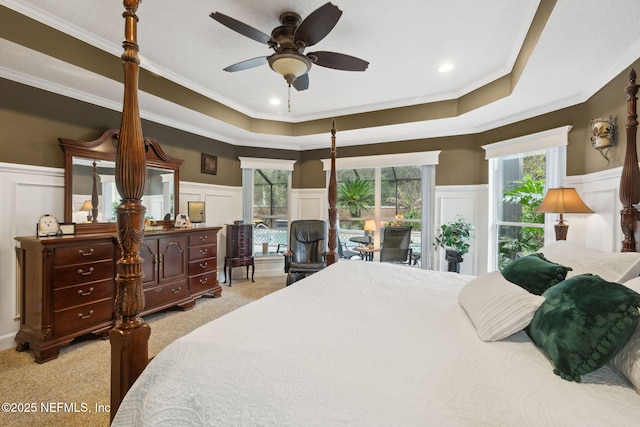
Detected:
left=174, top=213, right=191, bottom=228
left=188, top=201, right=205, bottom=224
left=14, top=227, right=221, bottom=363
left=37, top=214, right=61, bottom=237
left=223, top=222, right=254, bottom=286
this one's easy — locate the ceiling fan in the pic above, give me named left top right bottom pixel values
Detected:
left=209, top=2, right=369, bottom=92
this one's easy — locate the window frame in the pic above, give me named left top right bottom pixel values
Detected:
left=484, top=126, right=570, bottom=270
left=322, top=151, right=439, bottom=269
left=239, top=157, right=296, bottom=258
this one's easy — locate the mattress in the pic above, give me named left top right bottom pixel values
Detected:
left=113, top=261, right=640, bottom=426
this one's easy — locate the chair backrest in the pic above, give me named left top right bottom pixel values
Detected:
left=380, top=226, right=412, bottom=263
left=288, top=220, right=327, bottom=264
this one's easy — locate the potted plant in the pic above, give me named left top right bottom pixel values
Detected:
left=433, top=215, right=474, bottom=273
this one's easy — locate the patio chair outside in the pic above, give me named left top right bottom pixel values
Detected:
left=379, top=226, right=413, bottom=264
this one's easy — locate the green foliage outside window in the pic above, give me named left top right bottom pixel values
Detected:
left=337, top=178, right=374, bottom=218
left=498, top=173, right=545, bottom=269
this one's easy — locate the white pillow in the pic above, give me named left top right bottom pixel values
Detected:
left=538, top=241, right=640, bottom=283
left=609, top=276, right=640, bottom=394
left=458, top=271, right=545, bottom=341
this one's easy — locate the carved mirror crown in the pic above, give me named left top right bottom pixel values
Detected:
left=59, top=129, right=183, bottom=235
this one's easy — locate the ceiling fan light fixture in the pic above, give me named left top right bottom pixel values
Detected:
left=269, top=53, right=311, bottom=84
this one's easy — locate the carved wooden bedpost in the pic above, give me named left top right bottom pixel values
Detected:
left=326, top=121, right=338, bottom=265
left=110, top=0, right=150, bottom=420
left=620, top=69, right=640, bottom=252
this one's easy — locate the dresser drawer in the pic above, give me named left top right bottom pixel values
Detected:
left=188, top=271, right=217, bottom=294
left=53, top=259, right=114, bottom=288
left=143, top=281, right=189, bottom=309
left=53, top=279, right=113, bottom=311
left=53, top=298, right=113, bottom=336
left=189, top=244, right=215, bottom=261
left=53, top=242, right=114, bottom=265
left=188, top=257, right=216, bottom=276
left=188, top=230, right=218, bottom=247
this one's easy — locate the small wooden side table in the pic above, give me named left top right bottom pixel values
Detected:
left=223, top=256, right=254, bottom=286
left=354, top=246, right=380, bottom=261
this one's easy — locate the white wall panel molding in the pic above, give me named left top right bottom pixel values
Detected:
left=435, top=184, right=488, bottom=276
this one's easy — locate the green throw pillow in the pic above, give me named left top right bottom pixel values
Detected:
left=501, top=253, right=571, bottom=295
left=528, top=274, right=640, bottom=382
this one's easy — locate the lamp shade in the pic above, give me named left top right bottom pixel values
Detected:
left=80, top=200, right=93, bottom=211
left=364, top=220, right=377, bottom=231
left=535, top=187, right=594, bottom=214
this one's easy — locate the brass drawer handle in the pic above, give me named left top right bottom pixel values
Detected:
left=78, top=249, right=94, bottom=257
left=78, top=267, right=94, bottom=276
left=200, top=277, right=208, bottom=285
left=78, top=287, right=94, bottom=296
left=171, top=286, right=182, bottom=294
left=199, top=262, right=208, bottom=269
left=78, top=310, right=94, bottom=320
left=199, top=248, right=208, bottom=255
left=199, top=235, right=208, bottom=241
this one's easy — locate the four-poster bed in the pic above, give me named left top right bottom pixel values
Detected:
left=109, top=2, right=640, bottom=424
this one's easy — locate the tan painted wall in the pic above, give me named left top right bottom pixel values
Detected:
left=2, top=57, right=639, bottom=189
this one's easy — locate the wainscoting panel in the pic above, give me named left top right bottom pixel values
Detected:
left=567, top=168, right=624, bottom=252
left=0, top=163, right=64, bottom=351
left=435, top=185, right=488, bottom=276
left=292, top=188, right=326, bottom=221
left=179, top=181, right=242, bottom=262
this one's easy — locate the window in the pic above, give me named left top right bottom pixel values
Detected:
left=493, top=150, right=546, bottom=269
left=240, top=157, right=295, bottom=257
left=323, top=151, right=439, bottom=269
left=484, top=127, right=569, bottom=270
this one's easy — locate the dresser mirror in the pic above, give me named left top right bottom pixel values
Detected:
left=59, top=129, right=183, bottom=234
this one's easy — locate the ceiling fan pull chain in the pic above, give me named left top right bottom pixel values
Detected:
left=288, top=84, right=292, bottom=112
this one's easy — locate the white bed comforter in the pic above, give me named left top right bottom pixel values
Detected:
left=113, top=262, right=640, bottom=426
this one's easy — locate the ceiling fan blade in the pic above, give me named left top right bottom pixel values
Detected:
left=294, top=2, right=342, bottom=47
left=210, top=12, right=272, bottom=45
left=309, top=51, right=369, bottom=71
left=292, top=73, right=309, bottom=91
left=223, top=56, right=268, bottom=72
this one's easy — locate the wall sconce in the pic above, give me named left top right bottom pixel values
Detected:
left=591, top=115, right=615, bottom=164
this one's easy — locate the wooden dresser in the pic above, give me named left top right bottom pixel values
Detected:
left=15, top=226, right=221, bottom=363
left=223, top=223, right=254, bottom=286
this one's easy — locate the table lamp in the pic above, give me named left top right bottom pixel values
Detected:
left=80, top=200, right=93, bottom=222
left=535, top=187, right=593, bottom=240
left=364, top=219, right=377, bottom=247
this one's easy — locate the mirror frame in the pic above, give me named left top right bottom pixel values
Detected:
left=59, top=129, right=184, bottom=235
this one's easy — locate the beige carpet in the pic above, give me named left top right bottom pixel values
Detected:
left=0, top=275, right=286, bottom=427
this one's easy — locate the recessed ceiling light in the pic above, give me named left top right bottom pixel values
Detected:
left=438, top=63, right=454, bottom=73
left=270, top=98, right=281, bottom=106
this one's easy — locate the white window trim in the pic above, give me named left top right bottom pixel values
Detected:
left=484, top=126, right=570, bottom=270
left=239, top=157, right=296, bottom=171
left=321, top=151, right=440, bottom=171
left=240, top=158, right=296, bottom=240
left=482, top=125, right=572, bottom=159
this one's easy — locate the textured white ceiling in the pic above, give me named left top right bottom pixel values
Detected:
left=2, top=1, right=640, bottom=150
